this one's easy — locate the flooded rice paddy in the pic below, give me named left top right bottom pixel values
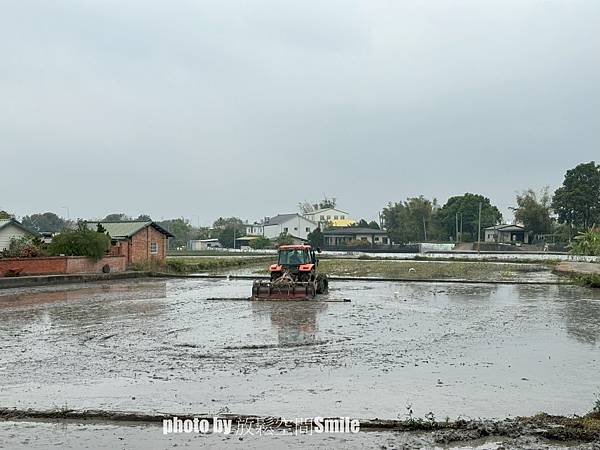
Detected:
left=1, top=278, right=599, bottom=448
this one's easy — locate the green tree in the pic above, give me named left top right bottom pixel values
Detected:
left=437, top=193, right=502, bottom=242
left=355, top=219, right=370, bottom=228
left=249, top=236, right=271, bottom=249
left=21, top=212, right=67, bottom=233
left=103, top=213, right=130, bottom=222
left=135, top=214, right=152, bottom=221
left=48, top=224, right=110, bottom=260
left=381, top=196, right=440, bottom=243
left=367, top=220, right=380, bottom=230
left=552, top=161, right=600, bottom=231
left=0, top=210, right=12, bottom=219
left=212, top=217, right=245, bottom=248
left=276, top=232, right=294, bottom=246
left=307, top=227, right=324, bottom=248
left=159, top=218, right=194, bottom=250
left=511, top=188, right=553, bottom=236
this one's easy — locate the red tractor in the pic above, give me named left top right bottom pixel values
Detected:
left=252, top=244, right=328, bottom=300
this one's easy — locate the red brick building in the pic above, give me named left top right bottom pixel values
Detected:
left=86, top=221, right=173, bottom=265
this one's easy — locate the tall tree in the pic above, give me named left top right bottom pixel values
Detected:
left=552, top=161, right=600, bottom=231
left=0, top=210, right=12, bottom=219
left=158, top=218, right=194, bottom=249
left=298, top=196, right=337, bottom=213
left=381, top=196, right=439, bottom=243
left=307, top=227, right=324, bottom=248
left=437, top=193, right=502, bottom=242
left=511, top=188, right=553, bottom=236
left=212, top=217, right=245, bottom=248
left=21, top=212, right=67, bottom=232
left=103, top=213, right=130, bottom=222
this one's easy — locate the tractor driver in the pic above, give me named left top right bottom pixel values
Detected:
left=290, top=249, right=304, bottom=265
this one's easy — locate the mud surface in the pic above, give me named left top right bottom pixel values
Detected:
left=1, top=279, right=600, bottom=447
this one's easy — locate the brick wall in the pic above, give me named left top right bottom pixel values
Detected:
left=65, top=256, right=126, bottom=274
left=0, top=256, right=126, bottom=277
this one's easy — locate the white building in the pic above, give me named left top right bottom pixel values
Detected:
left=263, top=214, right=317, bottom=241
left=0, top=219, right=38, bottom=251
left=303, top=207, right=355, bottom=227
left=187, top=238, right=223, bottom=250
left=244, top=222, right=264, bottom=236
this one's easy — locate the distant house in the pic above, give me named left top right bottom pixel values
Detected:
left=484, top=224, right=530, bottom=244
left=263, top=214, right=317, bottom=241
left=86, top=221, right=174, bottom=264
left=323, top=227, right=390, bottom=247
left=303, top=208, right=356, bottom=227
left=244, top=222, right=264, bottom=236
left=0, top=219, right=38, bottom=252
left=188, top=238, right=223, bottom=251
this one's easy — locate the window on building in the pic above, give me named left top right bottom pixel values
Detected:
left=283, top=227, right=288, bottom=233
left=305, top=227, right=310, bottom=232
left=320, top=215, right=325, bottom=220
left=334, top=215, right=339, bottom=220
left=374, top=236, right=380, bottom=241
left=294, top=227, right=298, bottom=231
left=341, top=215, right=345, bottom=219
left=150, top=242, right=158, bottom=254
left=326, top=215, right=331, bottom=219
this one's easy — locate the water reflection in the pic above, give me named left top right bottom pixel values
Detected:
left=251, top=301, right=327, bottom=346
left=557, top=285, right=600, bottom=345
left=0, top=281, right=167, bottom=333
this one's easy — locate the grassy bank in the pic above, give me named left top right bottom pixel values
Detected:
left=319, top=259, right=556, bottom=282
left=165, top=256, right=274, bottom=274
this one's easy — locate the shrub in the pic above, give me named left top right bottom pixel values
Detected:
left=249, top=236, right=271, bottom=249
left=570, top=227, right=600, bottom=256
left=575, top=273, right=600, bottom=288
left=1, top=236, right=46, bottom=258
left=48, top=228, right=110, bottom=260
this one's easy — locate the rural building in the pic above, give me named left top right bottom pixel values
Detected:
left=323, top=227, right=390, bottom=247
left=244, top=222, right=264, bottom=236
left=303, top=208, right=356, bottom=227
left=0, top=219, right=38, bottom=251
left=263, top=214, right=317, bottom=241
left=484, top=224, right=530, bottom=244
left=86, top=221, right=173, bottom=264
left=187, top=238, right=223, bottom=250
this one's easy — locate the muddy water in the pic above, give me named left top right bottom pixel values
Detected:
left=1, top=279, right=599, bottom=422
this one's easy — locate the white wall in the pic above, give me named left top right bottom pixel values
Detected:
left=0, top=225, right=31, bottom=251
left=305, top=208, right=349, bottom=223
left=264, top=216, right=317, bottom=240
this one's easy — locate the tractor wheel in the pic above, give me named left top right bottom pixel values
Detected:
left=316, top=274, right=329, bottom=294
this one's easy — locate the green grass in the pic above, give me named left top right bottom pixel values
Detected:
left=318, top=259, right=552, bottom=281
left=167, top=250, right=273, bottom=257
left=573, top=273, right=600, bottom=288
left=165, top=256, right=274, bottom=274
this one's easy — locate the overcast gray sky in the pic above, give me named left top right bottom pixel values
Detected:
left=1, top=0, right=599, bottom=225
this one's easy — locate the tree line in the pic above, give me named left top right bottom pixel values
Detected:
left=3, top=160, right=599, bottom=248
left=381, top=161, right=600, bottom=244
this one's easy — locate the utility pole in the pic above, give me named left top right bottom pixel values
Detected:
left=233, top=226, right=236, bottom=250
left=477, top=202, right=482, bottom=253
left=455, top=213, right=459, bottom=242
left=460, top=213, right=463, bottom=241
left=422, top=216, right=427, bottom=241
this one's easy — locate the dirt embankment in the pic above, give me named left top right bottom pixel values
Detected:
left=1, top=408, right=599, bottom=446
